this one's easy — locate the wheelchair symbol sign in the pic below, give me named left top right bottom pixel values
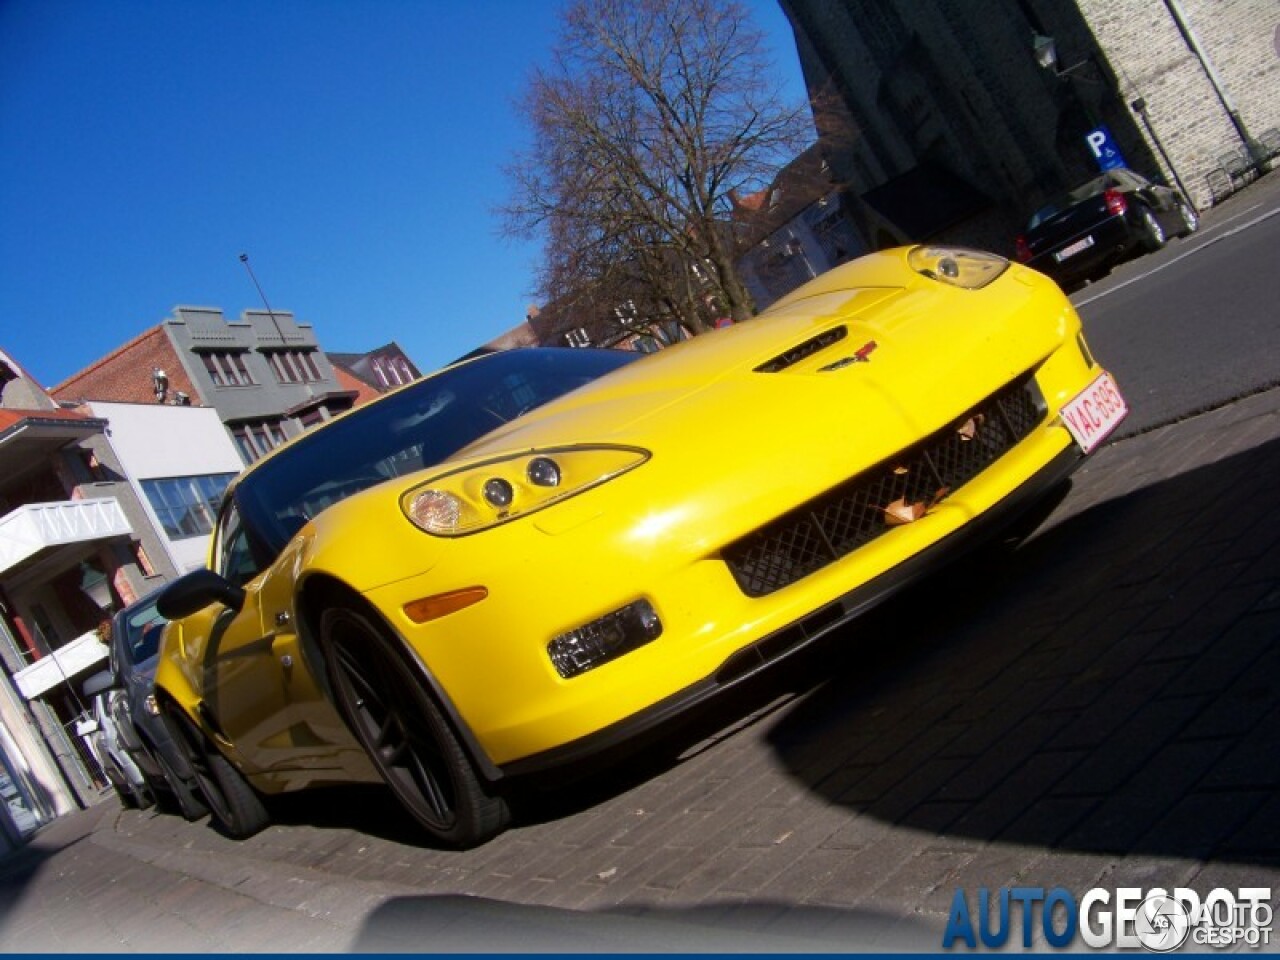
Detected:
left=1086, top=126, right=1127, bottom=171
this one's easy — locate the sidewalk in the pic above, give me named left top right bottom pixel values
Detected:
left=3, top=384, right=1279, bottom=953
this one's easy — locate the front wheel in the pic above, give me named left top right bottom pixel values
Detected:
left=164, top=707, right=269, bottom=839
left=320, top=605, right=510, bottom=848
left=1176, top=200, right=1199, bottom=237
left=153, top=747, right=210, bottom=822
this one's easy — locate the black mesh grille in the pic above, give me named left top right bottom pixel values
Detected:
left=722, top=374, right=1045, bottom=597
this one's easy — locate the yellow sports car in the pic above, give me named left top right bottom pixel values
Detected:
left=154, top=246, right=1127, bottom=847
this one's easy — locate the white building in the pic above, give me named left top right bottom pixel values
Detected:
left=86, top=402, right=244, bottom=572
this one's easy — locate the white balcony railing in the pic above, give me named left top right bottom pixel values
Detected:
left=12, top=629, right=109, bottom=700
left=0, top=499, right=132, bottom=576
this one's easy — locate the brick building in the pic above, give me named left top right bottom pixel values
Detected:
left=779, top=0, right=1279, bottom=256
left=52, top=306, right=386, bottom=466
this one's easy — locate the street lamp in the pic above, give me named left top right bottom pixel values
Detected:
left=1031, top=34, right=1100, bottom=82
left=1129, top=97, right=1195, bottom=209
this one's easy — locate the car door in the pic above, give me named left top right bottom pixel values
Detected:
left=202, top=501, right=346, bottom=776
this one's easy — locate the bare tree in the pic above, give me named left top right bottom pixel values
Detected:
left=503, top=0, right=813, bottom=337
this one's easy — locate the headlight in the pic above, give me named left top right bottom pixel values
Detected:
left=402, top=445, right=650, bottom=536
left=908, top=246, right=1008, bottom=289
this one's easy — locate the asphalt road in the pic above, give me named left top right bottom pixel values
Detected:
left=1073, top=171, right=1280, bottom=437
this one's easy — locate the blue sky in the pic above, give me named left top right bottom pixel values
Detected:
left=0, top=0, right=809, bottom=390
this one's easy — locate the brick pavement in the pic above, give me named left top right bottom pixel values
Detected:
left=3, top=385, right=1279, bottom=952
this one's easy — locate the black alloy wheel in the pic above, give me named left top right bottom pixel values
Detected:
left=152, top=747, right=210, bottom=822
left=320, top=605, right=509, bottom=848
left=163, top=707, right=269, bottom=838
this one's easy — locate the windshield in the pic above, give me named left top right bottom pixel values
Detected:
left=235, top=347, right=639, bottom=558
left=120, top=598, right=166, bottom=666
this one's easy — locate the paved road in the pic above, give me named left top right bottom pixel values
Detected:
left=1075, top=169, right=1280, bottom=437
left=4, top=180, right=1280, bottom=954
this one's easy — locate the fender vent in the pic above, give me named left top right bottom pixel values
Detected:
left=755, top=326, right=847, bottom=373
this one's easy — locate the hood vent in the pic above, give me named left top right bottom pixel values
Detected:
left=754, top=326, right=847, bottom=373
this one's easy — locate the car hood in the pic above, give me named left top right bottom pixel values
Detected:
left=452, top=275, right=1062, bottom=467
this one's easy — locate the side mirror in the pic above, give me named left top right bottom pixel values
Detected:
left=82, top=669, right=117, bottom=697
left=156, top=568, right=246, bottom=620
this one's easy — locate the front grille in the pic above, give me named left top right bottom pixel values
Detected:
left=722, top=374, right=1045, bottom=597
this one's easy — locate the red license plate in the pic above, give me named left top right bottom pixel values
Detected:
left=1061, top=372, right=1127, bottom=453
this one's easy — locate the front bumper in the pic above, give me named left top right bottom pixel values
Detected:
left=499, top=441, right=1082, bottom=776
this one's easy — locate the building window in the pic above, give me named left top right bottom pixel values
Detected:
left=141, top=474, right=236, bottom=539
left=201, top=350, right=255, bottom=387
left=809, top=207, right=862, bottom=266
left=265, top=349, right=322, bottom=384
left=231, top=419, right=289, bottom=463
left=391, top=356, right=415, bottom=383
left=370, top=355, right=413, bottom=388
left=233, top=429, right=256, bottom=464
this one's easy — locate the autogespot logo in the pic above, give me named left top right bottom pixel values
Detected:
left=942, top=886, right=1273, bottom=951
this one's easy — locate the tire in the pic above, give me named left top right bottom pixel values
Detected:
left=1176, top=200, right=1199, bottom=237
left=104, top=755, right=153, bottom=810
left=153, top=748, right=210, bottom=822
left=113, top=783, right=139, bottom=810
left=165, top=707, right=269, bottom=839
left=320, top=604, right=510, bottom=848
left=1140, top=206, right=1166, bottom=252
left=132, top=780, right=156, bottom=811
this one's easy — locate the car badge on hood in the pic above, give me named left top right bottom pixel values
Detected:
left=819, top=340, right=878, bottom=371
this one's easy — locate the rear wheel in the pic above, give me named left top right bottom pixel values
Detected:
left=1140, top=207, right=1166, bottom=251
left=320, top=605, right=509, bottom=848
left=113, top=779, right=153, bottom=811
left=164, top=707, right=269, bottom=838
left=103, top=754, right=154, bottom=810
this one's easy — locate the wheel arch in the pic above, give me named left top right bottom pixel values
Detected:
left=295, top=573, right=504, bottom=785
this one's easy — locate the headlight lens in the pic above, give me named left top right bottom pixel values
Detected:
left=526, top=456, right=561, bottom=487
left=908, top=246, right=1008, bottom=289
left=403, top=445, right=650, bottom=536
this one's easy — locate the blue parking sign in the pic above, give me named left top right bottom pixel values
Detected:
left=1086, top=125, right=1127, bottom=171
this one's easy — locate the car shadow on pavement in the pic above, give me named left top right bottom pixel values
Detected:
left=266, top=784, right=437, bottom=846
left=764, top=436, right=1280, bottom=867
